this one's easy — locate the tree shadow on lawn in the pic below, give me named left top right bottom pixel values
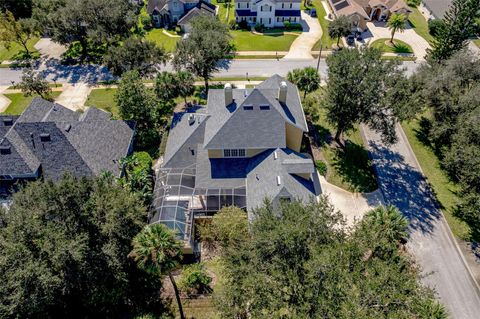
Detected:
left=331, top=141, right=378, bottom=193
left=392, top=42, right=412, bottom=54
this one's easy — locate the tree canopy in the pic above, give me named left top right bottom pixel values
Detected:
left=0, top=175, right=164, bottom=318
left=428, top=0, right=480, bottom=61
left=328, top=16, right=351, bottom=47
left=0, top=0, right=32, bottom=18
left=172, top=15, right=234, bottom=91
left=323, top=46, right=412, bottom=146
left=0, top=10, right=38, bottom=58
left=212, top=200, right=447, bottom=318
left=387, top=13, right=407, bottom=44
left=287, top=67, right=321, bottom=99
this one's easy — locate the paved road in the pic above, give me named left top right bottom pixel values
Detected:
left=0, top=59, right=421, bottom=85
left=362, top=124, right=480, bottom=319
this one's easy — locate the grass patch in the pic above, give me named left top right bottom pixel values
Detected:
left=145, top=28, right=181, bottom=53
left=85, top=88, right=119, bottom=118
left=408, top=8, right=434, bottom=44
left=371, top=38, right=413, bottom=54
left=311, top=0, right=336, bottom=50
left=401, top=116, right=470, bottom=240
left=231, top=30, right=298, bottom=51
left=1, top=92, right=62, bottom=115
left=473, top=39, right=480, bottom=48
left=314, top=108, right=378, bottom=193
left=0, top=38, right=39, bottom=62
left=381, top=55, right=417, bottom=61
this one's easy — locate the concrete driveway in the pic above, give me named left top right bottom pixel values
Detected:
left=283, top=11, right=322, bottom=60
left=363, top=21, right=431, bottom=60
left=34, top=38, right=67, bottom=60
left=319, top=175, right=384, bottom=227
left=362, top=124, right=480, bottom=319
left=55, top=83, right=92, bottom=111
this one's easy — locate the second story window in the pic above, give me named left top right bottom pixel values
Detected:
left=290, top=3, right=292, bottom=8
left=282, top=3, right=284, bottom=8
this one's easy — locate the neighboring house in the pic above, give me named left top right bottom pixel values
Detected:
left=151, top=75, right=321, bottom=251
left=178, top=1, right=217, bottom=32
left=422, top=0, right=452, bottom=19
left=0, top=98, right=135, bottom=197
left=235, top=0, right=302, bottom=28
left=147, top=0, right=216, bottom=29
left=328, top=0, right=412, bottom=31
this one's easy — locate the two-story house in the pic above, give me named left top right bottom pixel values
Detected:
left=151, top=75, right=321, bottom=252
left=235, top=0, right=302, bottom=28
left=147, top=0, right=216, bottom=29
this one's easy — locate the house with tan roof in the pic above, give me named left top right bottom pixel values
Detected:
left=328, top=0, right=412, bottom=31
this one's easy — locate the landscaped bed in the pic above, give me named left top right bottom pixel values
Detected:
left=371, top=38, right=414, bottom=54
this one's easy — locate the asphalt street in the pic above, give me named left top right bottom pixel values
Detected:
left=362, top=124, right=480, bottom=319
left=0, top=59, right=421, bottom=85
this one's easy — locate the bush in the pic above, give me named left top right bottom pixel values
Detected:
left=141, top=15, right=152, bottom=30
left=237, top=20, right=249, bottom=30
left=428, top=19, right=446, bottom=37
left=406, top=0, right=421, bottom=7
left=254, top=23, right=265, bottom=32
left=315, top=160, right=327, bottom=176
left=178, top=263, right=212, bottom=295
left=120, top=152, right=154, bottom=204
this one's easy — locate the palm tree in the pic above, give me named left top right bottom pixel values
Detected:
left=287, top=67, right=321, bottom=99
left=129, top=224, right=185, bottom=319
left=364, top=206, right=408, bottom=242
left=387, top=13, right=407, bottom=44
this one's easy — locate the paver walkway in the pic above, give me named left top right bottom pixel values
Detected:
left=319, top=174, right=384, bottom=227
left=0, top=85, right=11, bottom=113
left=55, top=83, right=92, bottom=111
left=363, top=21, right=430, bottom=60
left=34, top=38, right=67, bottom=59
left=362, top=124, right=480, bottom=319
left=283, top=11, right=322, bottom=60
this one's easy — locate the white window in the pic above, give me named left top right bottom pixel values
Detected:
left=223, top=149, right=246, bottom=157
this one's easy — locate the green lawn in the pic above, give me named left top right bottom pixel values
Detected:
left=85, top=88, right=120, bottom=118
left=1, top=92, right=62, bottom=115
left=213, top=0, right=235, bottom=24
left=408, top=8, right=434, bottom=44
left=371, top=38, right=413, bottom=54
left=401, top=116, right=470, bottom=241
left=311, top=0, right=336, bottom=50
left=145, top=29, right=181, bottom=52
left=473, top=39, right=480, bottom=48
left=313, top=108, right=378, bottom=193
left=0, top=38, right=39, bottom=62
left=231, top=30, right=298, bottom=51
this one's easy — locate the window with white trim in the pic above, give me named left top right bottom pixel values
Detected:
left=224, top=149, right=246, bottom=157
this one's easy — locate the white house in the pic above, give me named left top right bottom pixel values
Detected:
left=235, top=0, right=301, bottom=28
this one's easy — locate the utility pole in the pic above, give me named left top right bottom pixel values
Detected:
left=316, top=41, right=323, bottom=73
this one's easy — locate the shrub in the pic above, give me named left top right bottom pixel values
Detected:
left=141, top=15, right=152, bottom=30
left=406, top=0, right=421, bottom=7
left=254, top=23, right=265, bottom=32
left=237, top=20, right=249, bottom=30
left=178, top=263, right=212, bottom=295
left=284, top=21, right=303, bottom=31
left=315, top=160, right=327, bottom=176
left=428, top=19, right=446, bottom=37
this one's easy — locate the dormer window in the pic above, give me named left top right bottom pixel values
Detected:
left=260, top=105, right=270, bottom=110
left=224, top=149, right=246, bottom=158
left=243, top=105, right=254, bottom=110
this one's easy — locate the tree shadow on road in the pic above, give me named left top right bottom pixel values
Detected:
left=368, top=141, right=442, bottom=236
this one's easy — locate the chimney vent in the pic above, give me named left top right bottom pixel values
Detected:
left=278, top=81, right=287, bottom=103
left=224, top=83, right=233, bottom=106
left=277, top=176, right=281, bottom=186
left=188, top=114, right=195, bottom=125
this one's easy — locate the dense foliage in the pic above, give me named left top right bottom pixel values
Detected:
left=0, top=175, right=164, bottom=318
left=428, top=0, right=480, bottom=61
left=212, top=200, right=447, bottom=318
left=115, top=70, right=174, bottom=153
left=0, top=10, right=38, bottom=58
left=0, top=0, right=32, bottom=18
left=104, top=37, right=166, bottom=76
left=120, top=151, right=154, bottom=205
left=178, top=263, right=212, bottom=295
left=327, top=16, right=351, bottom=47
left=413, top=51, right=480, bottom=239
left=155, top=71, right=196, bottom=105
left=323, top=46, right=412, bottom=146
left=18, top=68, right=53, bottom=100
left=172, top=15, right=235, bottom=91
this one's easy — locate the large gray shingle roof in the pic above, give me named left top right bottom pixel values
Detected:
left=422, top=0, right=452, bottom=19
left=0, top=98, right=135, bottom=181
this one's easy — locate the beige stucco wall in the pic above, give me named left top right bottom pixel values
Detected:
left=208, top=149, right=223, bottom=158
left=286, top=123, right=303, bottom=152
left=296, top=173, right=311, bottom=180
left=247, top=149, right=266, bottom=157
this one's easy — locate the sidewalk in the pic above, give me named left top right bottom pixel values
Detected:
left=0, top=85, right=11, bottom=113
